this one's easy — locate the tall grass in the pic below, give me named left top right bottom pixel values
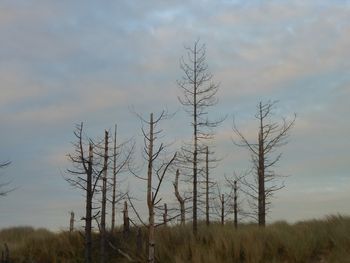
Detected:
left=1, top=215, right=350, bottom=263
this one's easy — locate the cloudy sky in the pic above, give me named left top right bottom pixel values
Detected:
left=0, top=0, right=349, bottom=230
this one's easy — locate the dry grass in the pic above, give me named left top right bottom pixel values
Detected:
left=1, top=215, right=350, bottom=263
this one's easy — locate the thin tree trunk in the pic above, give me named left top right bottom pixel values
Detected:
left=70, top=211, right=74, bottom=232
left=205, top=146, right=210, bottom=226
left=193, top=43, right=198, bottom=236
left=147, top=113, right=155, bottom=263
left=100, top=131, right=108, bottom=263
left=163, top=203, right=168, bottom=226
left=174, top=169, right=185, bottom=225
left=123, top=201, right=130, bottom=238
left=221, top=194, right=225, bottom=225
left=258, top=103, right=265, bottom=227
left=111, top=124, right=117, bottom=233
left=234, top=180, right=238, bottom=229
left=85, top=143, right=93, bottom=263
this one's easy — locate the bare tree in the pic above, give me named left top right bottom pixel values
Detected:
left=202, top=146, right=219, bottom=226
left=132, top=112, right=177, bottom=263
left=110, top=124, right=134, bottom=233
left=225, top=176, right=241, bottom=229
left=233, top=180, right=238, bottom=229
left=100, top=130, right=108, bottom=263
left=173, top=169, right=186, bottom=225
left=122, top=200, right=130, bottom=237
left=0, top=161, right=12, bottom=197
left=233, top=101, right=296, bottom=226
left=213, top=183, right=234, bottom=225
left=178, top=39, right=223, bottom=234
left=66, top=123, right=104, bottom=263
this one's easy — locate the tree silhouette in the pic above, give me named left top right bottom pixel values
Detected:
left=233, top=101, right=296, bottom=226
left=178, top=39, right=223, bottom=234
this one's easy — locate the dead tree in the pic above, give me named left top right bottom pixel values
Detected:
left=66, top=123, right=104, bottom=263
left=214, top=184, right=234, bottom=225
left=163, top=204, right=168, bottom=226
left=100, top=130, right=108, bottom=263
left=202, top=146, right=218, bottom=226
left=123, top=200, right=130, bottom=238
left=173, top=169, right=186, bottom=225
left=233, top=180, right=238, bottom=229
left=220, top=194, right=224, bottom=225
left=225, top=173, right=246, bottom=229
left=111, top=125, right=118, bottom=233
left=69, top=211, right=75, bottom=232
left=178, top=39, right=223, bottom=235
left=233, top=101, right=296, bottom=226
left=205, top=147, right=210, bottom=225
left=133, top=112, right=177, bottom=263
left=110, top=124, right=134, bottom=233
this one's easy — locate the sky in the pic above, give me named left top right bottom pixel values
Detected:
left=0, top=0, right=350, bottom=230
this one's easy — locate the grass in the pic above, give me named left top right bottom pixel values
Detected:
left=1, top=215, right=350, bottom=263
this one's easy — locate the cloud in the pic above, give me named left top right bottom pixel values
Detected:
left=1, top=0, right=350, bottom=229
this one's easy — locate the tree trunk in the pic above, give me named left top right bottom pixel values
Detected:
left=234, top=180, right=238, bottom=229
left=123, top=201, right=130, bottom=238
left=205, top=146, right=210, bottom=226
left=193, top=43, right=198, bottom=236
left=258, top=103, right=265, bottom=227
left=100, top=131, right=108, bottom=263
left=174, top=169, right=185, bottom=225
left=85, top=143, right=93, bottom=263
left=221, top=194, right=225, bottom=225
left=147, top=113, right=155, bottom=263
left=111, top=124, right=117, bottom=233
left=163, top=203, right=168, bottom=226
left=69, top=211, right=74, bottom=232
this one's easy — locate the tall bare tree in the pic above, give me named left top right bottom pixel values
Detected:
left=100, top=130, right=108, bottom=263
left=233, top=101, right=296, bottom=226
left=66, top=123, right=104, bottom=263
left=132, top=112, right=177, bottom=263
left=110, top=124, right=134, bottom=233
left=178, top=39, right=222, bottom=234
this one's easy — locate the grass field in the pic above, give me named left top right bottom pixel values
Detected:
left=1, top=215, right=350, bottom=263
